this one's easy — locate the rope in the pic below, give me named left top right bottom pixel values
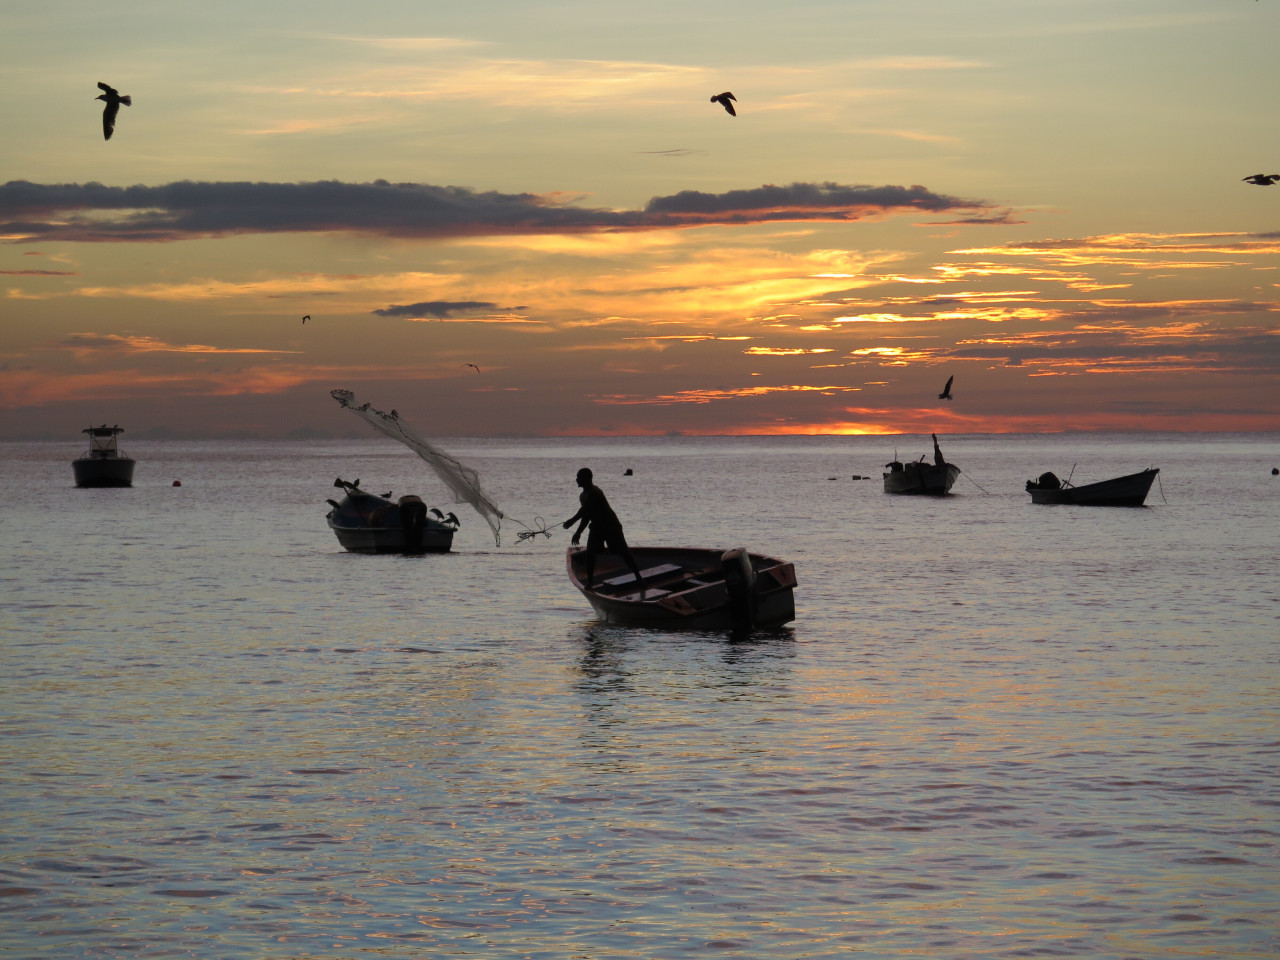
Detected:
left=958, top=470, right=992, bottom=495
left=513, top=516, right=573, bottom=545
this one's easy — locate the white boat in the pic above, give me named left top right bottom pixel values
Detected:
left=72, top=425, right=135, bottom=488
left=1026, top=468, right=1159, bottom=506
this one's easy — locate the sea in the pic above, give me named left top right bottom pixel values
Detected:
left=2, top=432, right=1277, bottom=960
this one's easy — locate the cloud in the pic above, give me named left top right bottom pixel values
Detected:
left=594, top=384, right=861, bottom=406
left=373, top=300, right=500, bottom=319
left=0, top=269, right=76, bottom=276
left=0, top=179, right=989, bottom=244
left=59, top=333, right=298, bottom=356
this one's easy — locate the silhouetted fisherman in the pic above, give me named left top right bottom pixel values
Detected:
left=1242, top=174, right=1280, bottom=185
left=564, top=467, right=642, bottom=592
left=710, top=92, right=737, bottom=116
left=938, top=374, right=954, bottom=400
left=95, top=82, right=131, bottom=140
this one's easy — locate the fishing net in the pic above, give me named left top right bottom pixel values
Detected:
left=331, top=389, right=505, bottom=546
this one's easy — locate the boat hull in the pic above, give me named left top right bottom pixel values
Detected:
left=73, top=457, right=135, bottom=488
left=567, top=545, right=796, bottom=631
left=883, top=462, right=959, bottom=495
left=1027, top=468, right=1158, bottom=506
left=328, top=523, right=455, bottom=553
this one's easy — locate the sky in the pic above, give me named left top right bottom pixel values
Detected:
left=2, top=0, right=1278, bottom=438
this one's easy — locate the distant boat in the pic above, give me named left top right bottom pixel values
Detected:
left=1025, top=467, right=1159, bottom=506
left=326, top=478, right=459, bottom=553
left=883, top=434, right=959, bottom=495
left=73, top=425, right=135, bottom=487
left=567, top=545, right=796, bottom=631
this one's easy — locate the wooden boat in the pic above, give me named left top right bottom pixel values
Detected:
left=325, top=478, right=459, bottom=553
left=73, top=425, right=135, bottom=487
left=883, top=435, right=959, bottom=495
left=1025, top=467, right=1159, bottom=506
left=566, top=545, right=797, bottom=631
left=883, top=459, right=960, bottom=496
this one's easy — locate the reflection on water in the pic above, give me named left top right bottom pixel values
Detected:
left=1, top=434, right=1277, bottom=959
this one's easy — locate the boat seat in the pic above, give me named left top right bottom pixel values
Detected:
left=601, top=563, right=681, bottom=587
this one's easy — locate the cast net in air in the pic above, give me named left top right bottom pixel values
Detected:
left=331, top=389, right=505, bottom=546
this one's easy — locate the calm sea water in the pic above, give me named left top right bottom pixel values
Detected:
left=2, top=433, right=1277, bottom=960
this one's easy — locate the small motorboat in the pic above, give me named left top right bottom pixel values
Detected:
left=1026, top=467, right=1159, bottom=506
left=73, top=425, right=135, bottom=488
left=326, top=478, right=459, bottom=553
left=566, top=545, right=797, bottom=631
left=883, top=433, right=959, bottom=496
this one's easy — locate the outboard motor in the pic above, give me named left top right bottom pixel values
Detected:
left=721, top=547, right=758, bottom=633
left=399, top=495, right=427, bottom=552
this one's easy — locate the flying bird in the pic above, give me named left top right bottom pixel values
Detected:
left=95, top=82, right=131, bottom=140
left=302, top=314, right=310, bottom=323
left=710, top=92, right=737, bottom=116
left=1242, top=174, right=1280, bottom=185
left=938, top=375, right=954, bottom=401
left=464, top=363, right=480, bottom=373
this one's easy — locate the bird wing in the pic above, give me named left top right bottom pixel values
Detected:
left=723, top=100, right=736, bottom=115
left=102, top=101, right=119, bottom=140
left=943, top=375, right=953, bottom=393
left=97, top=81, right=117, bottom=96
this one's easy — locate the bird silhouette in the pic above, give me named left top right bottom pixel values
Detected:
left=938, top=375, right=954, bottom=401
left=710, top=92, right=737, bottom=116
left=464, top=363, right=480, bottom=373
left=1242, top=174, right=1280, bottom=185
left=95, top=82, right=131, bottom=140
left=302, top=314, right=310, bottom=323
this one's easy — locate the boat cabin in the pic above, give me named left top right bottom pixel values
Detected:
left=83, top=425, right=126, bottom=459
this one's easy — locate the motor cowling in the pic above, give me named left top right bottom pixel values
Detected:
left=399, top=495, right=427, bottom=551
left=721, top=547, right=758, bottom=633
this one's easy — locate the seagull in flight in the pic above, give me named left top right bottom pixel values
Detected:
left=1242, top=174, right=1280, bottom=185
left=302, top=314, right=310, bottom=323
left=464, top=363, right=480, bottom=373
left=938, top=375, right=954, bottom=401
left=95, top=82, right=131, bottom=140
left=710, top=92, right=737, bottom=116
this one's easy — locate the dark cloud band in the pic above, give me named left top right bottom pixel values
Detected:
left=0, top=178, right=987, bottom=243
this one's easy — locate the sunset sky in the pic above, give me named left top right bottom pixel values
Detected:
left=2, top=0, right=1278, bottom=438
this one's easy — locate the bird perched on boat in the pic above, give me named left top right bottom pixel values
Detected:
left=95, top=82, right=131, bottom=140
left=938, top=375, right=954, bottom=401
left=1242, top=174, right=1280, bottom=185
left=445, top=512, right=459, bottom=525
left=710, top=92, right=737, bottom=116
left=429, top=507, right=445, bottom=519
left=464, top=363, right=480, bottom=373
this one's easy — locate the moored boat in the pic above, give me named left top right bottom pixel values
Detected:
left=72, top=425, right=135, bottom=488
left=1025, top=467, right=1159, bottom=506
left=326, top=478, right=459, bottom=553
left=566, top=545, right=797, bottom=631
left=883, top=433, right=959, bottom=495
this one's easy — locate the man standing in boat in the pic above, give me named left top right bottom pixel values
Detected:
left=564, top=467, right=643, bottom=591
